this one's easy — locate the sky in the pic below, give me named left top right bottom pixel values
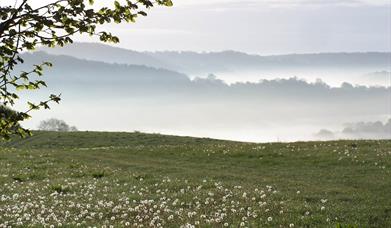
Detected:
left=4, top=0, right=391, bottom=54
left=74, top=0, right=391, bottom=54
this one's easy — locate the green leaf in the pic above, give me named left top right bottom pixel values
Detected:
left=16, top=85, right=25, bottom=91
left=164, top=0, right=173, bottom=6
left=114, top=1, right=121, bottom=9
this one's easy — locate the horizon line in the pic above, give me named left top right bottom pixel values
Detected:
left=44, top=42, right=391, bottom=57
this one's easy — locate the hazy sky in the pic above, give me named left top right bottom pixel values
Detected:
left=4, top=0, right=391, bottom=54
left=73, top=0, right=391, bottom=54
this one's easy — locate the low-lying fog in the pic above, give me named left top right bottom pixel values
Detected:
left=22, top=100, right=390, bottom=142
left=13, top=50, right=391, bottom=142
left=17, top=82, right=391, bottom=142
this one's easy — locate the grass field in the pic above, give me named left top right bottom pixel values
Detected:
left=0, top=131, right=390, bottom=227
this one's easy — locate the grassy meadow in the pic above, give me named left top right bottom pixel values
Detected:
left=0, top=131, right=390, bottom=227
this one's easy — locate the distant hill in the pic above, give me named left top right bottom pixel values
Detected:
left=16, top=51, right=390, bottom=105
left=19, top=51, right=190, bottom=92
left=39, top=42, right=391, bottom=75
left=38, top=43, right=177, bottom=71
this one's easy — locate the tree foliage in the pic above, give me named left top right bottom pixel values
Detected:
left=38, top=118, right=77, bottom=132
left=0, top=0, right=172, bottom=140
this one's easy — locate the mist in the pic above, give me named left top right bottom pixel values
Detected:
left=13, top=50, right=391, bottom=142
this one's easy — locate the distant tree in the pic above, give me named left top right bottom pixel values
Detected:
left=69, top=126, right=78, bottom=132
left=315, top=129, right=335, bottom=139
left=0, top=0, right=173, bottom=140
left=38, top=118, right=77, bottom=132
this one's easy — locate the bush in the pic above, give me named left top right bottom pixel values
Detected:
left=0, top=105, right=27, bottom=139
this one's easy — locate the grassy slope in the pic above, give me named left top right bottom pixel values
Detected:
left=0, top=131, right=390, bottom=227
